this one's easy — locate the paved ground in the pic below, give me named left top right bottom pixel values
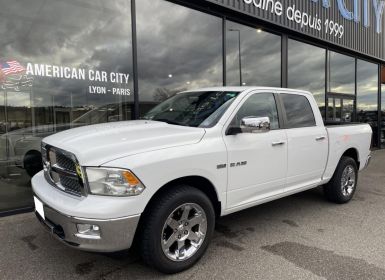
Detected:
left=1, top=150, right=385, bottom=280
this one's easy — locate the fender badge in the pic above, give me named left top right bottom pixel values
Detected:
left=217, top=164, right=227, bottom=169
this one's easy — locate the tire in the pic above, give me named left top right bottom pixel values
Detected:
left=24, top=151, right=43, bottom=177
left=323, top=156, right=358, bottom=204
left=139, top=185, right=215, bottom=274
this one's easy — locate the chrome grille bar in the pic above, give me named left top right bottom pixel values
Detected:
left=42, top=143, right=85, bottom=197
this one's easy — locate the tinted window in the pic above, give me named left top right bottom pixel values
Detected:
left=281, top=94, right=316, bottom=128
left=288, top=40, right=326, bottom=118
left=382, top=65, right=385, bottom=148
left=136, top=0, right=223, bottom=114
left=226, top=21, right=281, bottom=87
left=328, top=51, right=355, bottom=94
left=231, top=93, right=279, bottom=130
left=0, top=0, right=133, bottom=212
left=357, top=60, right=379, bottom=147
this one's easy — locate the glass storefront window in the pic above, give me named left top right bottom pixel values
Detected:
left=342, top=99, right=354, bottom=123
left=0, top=0, right=133, bottom=212
left=382, top=84, right=385, bottom=148
left=328, top=51, right=355, bottom=94
left=381, top=66, right=385, bottom=148
left=136, top=0, right=223, bottom=115
left=288, top=40, right=326, bottom=117
left=226, top=21, right=281, bottom=87
left=326, top=51, right=356, bottom=123
left=357, top=60, right=379, bottom=147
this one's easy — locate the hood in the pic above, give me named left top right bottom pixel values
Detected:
left=43, top=120, right=205, bottom=166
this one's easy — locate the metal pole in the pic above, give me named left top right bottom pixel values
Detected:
left=222, top=17, right=227, bottom=86
left=238, top=31, right=242, bottom=86
left=228, top=29, right=242, bottom=86
left=131, top=0, right=139, bottom=119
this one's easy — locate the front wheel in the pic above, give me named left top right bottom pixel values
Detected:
left=323, top=156, right=358, bottom=204
left=139, top=185, right=215, bottom=274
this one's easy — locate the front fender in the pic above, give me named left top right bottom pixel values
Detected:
left=103, top=139, right=227, bottom=215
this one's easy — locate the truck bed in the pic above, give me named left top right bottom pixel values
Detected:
left=322, top=123, right=372, bottom=181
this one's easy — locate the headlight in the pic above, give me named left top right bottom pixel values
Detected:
left=85, top=167, right=145, bottom=196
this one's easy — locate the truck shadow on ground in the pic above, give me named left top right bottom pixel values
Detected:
left=92, top=187, right=359, bottom=278
left=16, top=184, right=376, bottom=279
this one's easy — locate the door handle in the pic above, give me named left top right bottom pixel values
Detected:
left=272, top=141, right=285, bottom=146
left=316, top=136, right=326, bottom=141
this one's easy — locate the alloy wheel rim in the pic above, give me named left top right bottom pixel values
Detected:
left=161, top=203, right=207, bottom=262
left=341, top=165, right=356, bottom=196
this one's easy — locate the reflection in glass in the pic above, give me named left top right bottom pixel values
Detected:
left=226, top=21, right=281, bottom=87
left=327, top=98, right=342, bottom=122
left=144, top=91, right=240, bottom=128
left=381, top=84, right=385, bottom=148
left=288, top=40, right=326, bottom=117
left=0, top=0, right=133, bottom=212
left=136, top=0, right=223, bottom=114
left=357, top=60, right=378, bottom=147
left=328, top=51, right=355, bottom=94
left=342, top=99, right=354, bottom=123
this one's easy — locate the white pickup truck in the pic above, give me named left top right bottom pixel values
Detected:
left=32, top=87, right=372, bottom=273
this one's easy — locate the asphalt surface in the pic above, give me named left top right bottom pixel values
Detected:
left=1, top=150, right=385, bottom=280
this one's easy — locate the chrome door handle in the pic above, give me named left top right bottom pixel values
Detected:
left=316, top=136, right=326, bottom=141
left=272, top=141, right=285, bottom=146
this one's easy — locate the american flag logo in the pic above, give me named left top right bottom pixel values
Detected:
left=0, top=60, right=26, bottom=76
left=0, top=60, right=32, bottom=91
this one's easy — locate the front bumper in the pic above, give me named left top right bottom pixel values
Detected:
left=34, top=194, right=140, bottom=252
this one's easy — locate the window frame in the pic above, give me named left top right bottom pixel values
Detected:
left=278, top=93, right=317, bottom=129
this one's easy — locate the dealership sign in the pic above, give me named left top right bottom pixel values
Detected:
left=206, top=0, right=385, bottom=60
left=25, top=63, right=131, bottom=96
left=0, top=61, right=131, bottom=96
left=243, top=0, right=385, bottom=36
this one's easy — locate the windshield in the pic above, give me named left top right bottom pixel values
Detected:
left=143, top=91, right=240, bottom=127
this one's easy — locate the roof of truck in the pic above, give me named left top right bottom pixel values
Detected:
left=182, top=86, right=312, bottom=95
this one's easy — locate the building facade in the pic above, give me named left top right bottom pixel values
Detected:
left=0, top=0, right=384, bottom=215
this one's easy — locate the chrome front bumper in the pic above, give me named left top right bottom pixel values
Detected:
left=34, top=195, right=140, bottom=252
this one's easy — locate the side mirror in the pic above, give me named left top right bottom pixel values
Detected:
left=240, top=116, right=270, bottom=133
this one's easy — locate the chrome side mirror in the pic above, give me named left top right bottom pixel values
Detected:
left=240, top=116, right=270, bottom=133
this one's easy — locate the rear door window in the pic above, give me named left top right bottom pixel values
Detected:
left=281, top=94, right=316, bottom=128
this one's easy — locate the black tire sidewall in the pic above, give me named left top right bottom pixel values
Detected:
left=141, top=186, right=215, bottom=274
left=326, top=157, right=358, bottom=203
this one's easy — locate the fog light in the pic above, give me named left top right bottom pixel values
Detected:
left=76, top=224, right=101, bottom=239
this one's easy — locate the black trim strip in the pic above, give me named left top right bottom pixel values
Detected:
left=131, top=0, right=139, bottom=119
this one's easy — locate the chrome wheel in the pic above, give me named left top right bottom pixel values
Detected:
left=161, top=203, right=207, bottom=262
left=341, top=165, right=356, bottom=196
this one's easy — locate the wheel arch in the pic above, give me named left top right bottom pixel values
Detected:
left=132, top=176, right=222, bottom=252
left=341, top=148, right=360, bottom=169
left=143, top=176, right=222, bottom=218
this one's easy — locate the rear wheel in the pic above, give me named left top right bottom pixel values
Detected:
left=323, top=156, right=358, bottom=204
left=139, top=185, right=215, bottom=274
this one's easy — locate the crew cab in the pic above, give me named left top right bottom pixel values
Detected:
left=32, top=87, right=372, bottom=273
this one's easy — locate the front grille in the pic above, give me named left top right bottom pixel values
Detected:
left=43, top=145, right=84, bottom=197
left=59, top=175, right=83, bottom=195
left=56, top=153, right=77, bottom=173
